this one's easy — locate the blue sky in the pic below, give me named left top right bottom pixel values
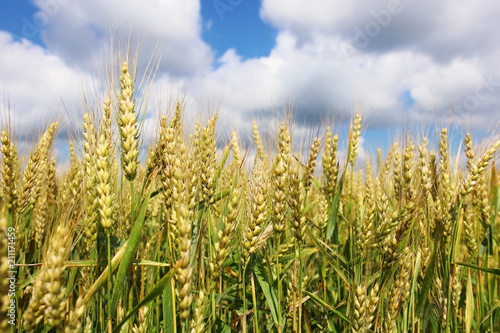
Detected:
left=0, top=0, right=499, bottom=164
left=200, top=1, right=276, bottom=60
left=0, top=1, right=42, bottom=44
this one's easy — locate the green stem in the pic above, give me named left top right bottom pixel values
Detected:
left=251, top=273, right=259, bottom=333
left=107, top=233, right=112, bottom=332
left=242, top=264, right=247, bottom=333
left=130, top=181, right=135, bottom=222
left=297, top=243, right=303, bottom=333
left=212, top=284, right=217, bottom=329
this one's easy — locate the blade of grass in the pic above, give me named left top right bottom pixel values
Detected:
left=409, top=250, right=422, bottom=332
left=113, top=267, right=177, bottom=333
left=465, top=269, right=474, bottom=333
left=490, top=164, right=498, bottom=225
left=416, top=240, right=438, bottom=318
left=479, top=300, right=500, bottom=326
left=303, top=290, right=350, bottom=324
left=109, top=183, right=154, bottom=315
left=326, top=172, right=343, bottom=240
left=254, top=258, right=280, bottom=327
left=162, top=278, right=176, bottom=333
left=456, top=262, right=500, bottom=276
left=306, top=227, right=349, bottom=287
left=82, top=241, right=127, bottom=305
left=210, top=141, right=232, bottom=188
left=214, top=318, right=234, bottom=333
left=196, top=189, right=231, bottom=211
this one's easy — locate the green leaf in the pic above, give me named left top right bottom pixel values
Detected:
left=303, top=290, right=350, bottom=324
left=326, top=173, right=343, bottom=240
left=210, top=142, right=232, bottom=188
left=253, top=258, right=280, bottom=327
left=196, top=189, right=231, bottom=211
left=110, top=183, right=154, bottom=316
left=490, top=165, right=499, bottom=225
left=456, top=262, right=500, bottom=276
left=214, top=318, right=235, bottom=333
left=479, top=300, right=500, bottom=326
left=113, top=268, right=176, bottom=333
left=97, top=233, right=124, bottom=248
left=409, top=250, right=422, bottom=320
left=465, top=270, right=474, bottom=333
left=82, top=241, right=127, bottom=306
left=17, top=269, right=42, bottom=292
left=312, top=177, right=321, bottom=191
left=416, top=241, right=438, bottom=317
left=133, top=260, right=170, bottom=267
left=305, top=227, right=349, bottom=287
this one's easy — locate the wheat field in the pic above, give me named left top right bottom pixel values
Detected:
left=1, top=60, right=500, bottom=332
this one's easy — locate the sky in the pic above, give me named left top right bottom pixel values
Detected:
left=1, top=0, right=499, bottom=163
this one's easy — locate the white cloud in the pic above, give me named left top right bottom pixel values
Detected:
left=260, top=0, right=500, bottom=61
left=1, top=0, right=499, bottom=164
left=0, top=32, right=89, bottom=138
left=175, top=29, right=498, bottom=132
left=37, top=0, right=213, bottom=75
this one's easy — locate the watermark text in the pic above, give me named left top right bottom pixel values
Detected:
left=22, top=0, right=71, bottom=39
left=212, top=0, right=243, bottom=21
left=341, top=0, right=412, bottom=63
left=6, top=227, right=16, bottom=326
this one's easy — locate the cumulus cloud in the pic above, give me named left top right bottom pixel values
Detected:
left=0, top=31, right=89, bottom=138
left=260, top=0, right=500, bottom=62
left=37, top=0, right=213, bottom=75
left=1, top=0, right=499, bottom=163
left=196, top=0, right=500, bottom=132
left=170, top=30, right=498, bottom=133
